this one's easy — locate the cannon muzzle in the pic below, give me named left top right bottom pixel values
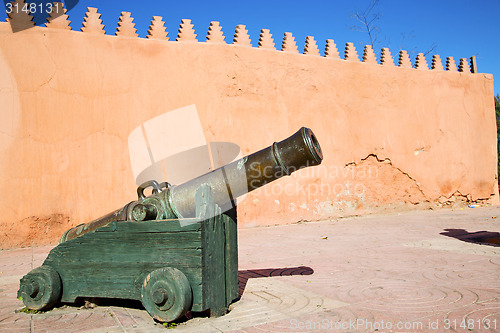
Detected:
left=61, top=127, right=322, bottom=242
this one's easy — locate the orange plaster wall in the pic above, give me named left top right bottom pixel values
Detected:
left=0, top=24, right=497, bottom=248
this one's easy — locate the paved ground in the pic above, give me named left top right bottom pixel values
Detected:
left=1, top=207, right=499, bottom=332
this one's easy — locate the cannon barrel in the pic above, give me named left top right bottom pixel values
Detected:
left=61, top=127, right=322, bottom=242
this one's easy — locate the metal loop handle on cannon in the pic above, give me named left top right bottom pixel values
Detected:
left=137, top=180, right=171, bottom=200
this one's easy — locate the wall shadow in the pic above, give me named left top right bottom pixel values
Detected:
left=440, top=228, right=500, bottom=247
left=238, top=266, right=314, bottom=297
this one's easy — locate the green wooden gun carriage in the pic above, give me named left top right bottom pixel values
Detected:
left=18, top=127, right=323, bottom=322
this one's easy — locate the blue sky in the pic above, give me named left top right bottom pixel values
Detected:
left=3, top=0, right=500, bottom=96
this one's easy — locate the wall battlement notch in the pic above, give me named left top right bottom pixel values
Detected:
left=3, top=2, right=475, bottom=74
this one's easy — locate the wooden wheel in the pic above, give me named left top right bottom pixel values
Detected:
left=18, top=265, right=62, bottom=311
left=141, top=267, right=192, bottom=322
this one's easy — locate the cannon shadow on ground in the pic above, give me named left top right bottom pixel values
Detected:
left=238, top=266, right=314, bottom=297
left=440, top=228, right=500, bottom=247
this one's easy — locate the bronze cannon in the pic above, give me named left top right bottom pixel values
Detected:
left=18, top=127, right=323, bottom=322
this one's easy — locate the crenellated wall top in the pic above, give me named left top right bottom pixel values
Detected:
left=3, top=2, right=476, bottom=73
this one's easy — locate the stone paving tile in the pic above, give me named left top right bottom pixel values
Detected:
left=401, top=265, right=499, bottom=288
left=32, top=310, right=117, bottom=333
left=490, top=257, right=500, bottom=266
left=2, top=317, right=30, bottom=333
left=0, top=207, right=499, bottom=332
left=0, top=261, right=31, bottom=277
left=404, top=238, right=500, bottom=257
left=440, top=298, right=500, bottom=333
left=228, top=306, right=378, bottom=333
left=230, top=300, right=498, bottom=333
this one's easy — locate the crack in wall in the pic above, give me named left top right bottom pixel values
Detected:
left=346, top=154, right=494, bottom=206
left=346, top=153, right=427, bottom=200
left=437, top=190, right=494, bottom=205
left=32, top=34, right=57, bottom=92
